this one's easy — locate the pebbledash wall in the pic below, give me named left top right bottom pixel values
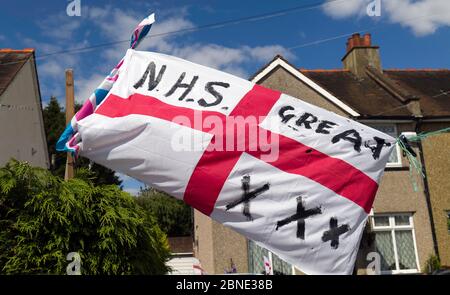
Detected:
left=193, top=34, right=449, bottom=274
left=420, top=125, right=450, bottom=267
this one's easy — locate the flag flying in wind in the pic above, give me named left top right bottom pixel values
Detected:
left=57, top=15, right=395, bottom=275
left=56, top=14, right=156, bottom=154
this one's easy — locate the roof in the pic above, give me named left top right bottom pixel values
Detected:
left=252, top=55, right=450, bottom=119
left=384, top=70, right=450, bottom=117
left=167, top=236, right=193, bottom=254
left=251, top=55, right=360, bottom=117
left=301, top=69, right=450, bottom=118
left=0, top=49, right=35, bottom=97
left=300, top=69, right=412, bottom=117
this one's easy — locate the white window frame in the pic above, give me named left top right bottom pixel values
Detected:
left=371, top=214, right=421, bottom=274
left=367, top=123, right=402, bottom=168
left=446, top=211, right=450, bottom=233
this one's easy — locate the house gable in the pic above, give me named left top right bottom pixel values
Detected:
left=0, top=50, right=49, bottom=168
left=251, top=56, right=360, bottom=117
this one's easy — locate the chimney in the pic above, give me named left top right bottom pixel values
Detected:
left=342, top=33, right=382, bottom=77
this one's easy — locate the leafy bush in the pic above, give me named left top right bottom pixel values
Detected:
left=424, top=254, right=441, bottom=274
left=136, top=188, right=192, bottom=237
left=0, top=159, right=170, bottom=274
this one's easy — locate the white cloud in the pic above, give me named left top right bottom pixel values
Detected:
left=88, top=6, right=139, bottom=40
left=38, top=60, right=65, bottom=78
left=245, top=45, right=294, bottom=62
left=38, top=13, right=82, bottom=40
left=322, top=0, right=450, bottom=36
left=322, top=0, right=368, bottom=19
left=33, top=6, right=294, bottom=109
left=383, top=0, right=450, bottom=36
left=22, top=37, right=60, bottom=55
left=173, top=44, right=244, bottom=70
left=171, top=44, right=294, bottom=77
left=85, top=6, right=195, bottom=63
left=75, top=73, right=104, bottom=104
left=23, top=35, right=89, bottom=103
left=85, top=6, right=293, bottom=78
left=24, top=38, right=80, bottom=79
left=147, top=17, right=293, bottom=77
left=140, top=16, right=195, bottom=53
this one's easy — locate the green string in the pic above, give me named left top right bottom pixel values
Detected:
left=396, top=138, right=423, bottom=192
left=396, top=127, right=450, bottom=192
left=407, top=127, right=450, bottom=142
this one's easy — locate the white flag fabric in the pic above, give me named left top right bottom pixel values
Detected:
left=75, top=49, right=395, bottom=274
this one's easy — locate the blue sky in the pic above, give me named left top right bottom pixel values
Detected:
left=1, top=0, right=450, bottom=194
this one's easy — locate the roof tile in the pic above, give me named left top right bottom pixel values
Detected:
left=0, top=49, right=34, bottom=97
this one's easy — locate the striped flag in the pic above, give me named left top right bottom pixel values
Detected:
left=60, top=48, right=395, bottom=274
left=56, top=13, right=155, bottom=154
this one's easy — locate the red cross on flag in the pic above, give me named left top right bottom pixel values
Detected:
left=75, top=49, right=395, bottom=274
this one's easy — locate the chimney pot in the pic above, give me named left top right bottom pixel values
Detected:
left=347, top=39, right=354, bottom=52
left=353, top=33, right=361, bottom=47
left=347, top=33, right=368, bottom=53
left=363, top=34, right=371, bottom=46
left=342, top=33, right=381, bottom=77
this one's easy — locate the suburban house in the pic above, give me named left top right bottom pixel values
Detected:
left=0, top=48, right=49, bottom=168
left=193, top=34, right=450, bottom=274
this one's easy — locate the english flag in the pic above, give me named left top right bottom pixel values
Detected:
left=57, top=15, right=395, bottom=275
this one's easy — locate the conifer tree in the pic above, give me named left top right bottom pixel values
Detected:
left=0, top=160, right=170, bottom=274
left=136, top=188, right=193, bottom=237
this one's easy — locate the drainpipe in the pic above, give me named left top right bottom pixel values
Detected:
left=414, top=118, right=440, bottom=260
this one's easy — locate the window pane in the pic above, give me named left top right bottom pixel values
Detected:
left=395, top=215, right=411, bottom=226
left=395, top=231, right=417, bottom=270
left=248, top=240, right=269, bottom=274
left=272, top=254, right=292, bottom=275
left=387, top=147, right=399, bottom=164
left=375, top=231, right=396, bottom=271
left=373, top=216, right=390, bottom=227
left=374, top=125, right=396, bottom=135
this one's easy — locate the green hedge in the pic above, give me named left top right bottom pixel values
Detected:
left=0, top=159, right=170, bottom=274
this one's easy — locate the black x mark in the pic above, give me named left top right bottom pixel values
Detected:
left=225, top=175, right=270, bottom=221
left=275, top=196, right=322, bottom=240
left=321, top=217, right=350, bottom=249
